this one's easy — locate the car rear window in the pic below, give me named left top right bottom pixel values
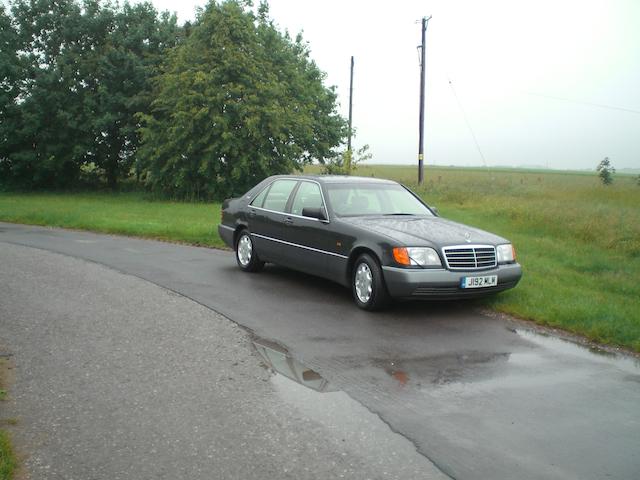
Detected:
left=250, top=186, right=269, bottom=208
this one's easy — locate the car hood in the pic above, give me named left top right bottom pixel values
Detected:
left=342, top=215, right=508, bottom=248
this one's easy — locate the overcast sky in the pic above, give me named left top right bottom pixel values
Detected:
left=146, top=0, right=639, bottom=170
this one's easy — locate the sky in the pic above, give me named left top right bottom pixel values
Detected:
left=146, top=0, right=640, bottom=170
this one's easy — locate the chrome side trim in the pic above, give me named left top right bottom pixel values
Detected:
left=251, top=205, right=328, bottom=223
left=218, top=224, right=235, bottom=232
left=251, top=233, right=348, bottom=259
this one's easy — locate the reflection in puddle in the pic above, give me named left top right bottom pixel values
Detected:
left=251, top=337, right=449, bottom=479
left=419, top=329, right=640, bottom=396
left=375, top=351, right=511, bottom=389
left=252, top=337, right=334, bottom=392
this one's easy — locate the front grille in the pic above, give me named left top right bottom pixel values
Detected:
left=443, top=245, right=497, bottom=270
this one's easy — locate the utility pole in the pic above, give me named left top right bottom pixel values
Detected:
left=417, top=16, right=431, bottom=184
left=346, top=56, right=355, bottom=172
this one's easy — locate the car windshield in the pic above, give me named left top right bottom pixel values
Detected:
left=325, top=183, right=433, bottom=217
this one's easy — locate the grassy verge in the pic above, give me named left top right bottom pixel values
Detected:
left=0, top=430, right=15, bottom=480
left=0, top=357, right=16, bottom=480
left=0, top=192, right=225, bottom=248
left=1, top=166, right=639, bottom=352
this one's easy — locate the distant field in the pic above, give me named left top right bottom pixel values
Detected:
left=1, top=165, right=639, bottom=351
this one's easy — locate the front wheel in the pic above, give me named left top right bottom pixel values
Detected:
left=352, top=253, right=390, bottom=311
left=235, top=231, right=264, bottom=272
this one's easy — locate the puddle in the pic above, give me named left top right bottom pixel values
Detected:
left=252, top=337, right=334, bottom=392
left=413, top=328, right=640, bottom=398
left=515, top=328, right=640, bottom=373
left=374, top=352, right=511, bottom=388
left=251, top=336, right=449, bottom=479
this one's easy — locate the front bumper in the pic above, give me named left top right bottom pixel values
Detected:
left=382, top=263, right=522, bottom=299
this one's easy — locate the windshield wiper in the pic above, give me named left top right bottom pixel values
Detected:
left=383, top=213, right=416, bottom=216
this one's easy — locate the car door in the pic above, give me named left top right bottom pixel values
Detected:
left=247, top=178, right=298, bottom=264
left=280, top=180, right=334, bottom=277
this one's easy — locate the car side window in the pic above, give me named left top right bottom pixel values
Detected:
left=250, top=185, right=269, bottom=208
left=261, top=180, right=298, bottom=212
left=290, top=181, right=324, bottom=217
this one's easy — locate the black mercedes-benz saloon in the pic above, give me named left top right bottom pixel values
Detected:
left=218, top=175, right=522, bottom=310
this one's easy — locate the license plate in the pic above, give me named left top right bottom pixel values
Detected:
left=460, top=275, right=498, bottom=289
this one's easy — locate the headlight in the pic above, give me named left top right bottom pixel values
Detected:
left=497, top=244, right=516, bottom=264
left=393, top=247, right=442, bottom=267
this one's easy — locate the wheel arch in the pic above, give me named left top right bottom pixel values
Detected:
left=346, top=246, right=381, bottom=283
left=233, top=223, right=249, bottom=249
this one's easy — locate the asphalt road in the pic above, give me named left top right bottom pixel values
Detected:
left=1, top=222, right=639, bottom=480
left=0, top=242, right=446, bottom=480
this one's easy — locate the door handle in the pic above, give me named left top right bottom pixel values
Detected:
left=283, top=217, right=294, bottom=225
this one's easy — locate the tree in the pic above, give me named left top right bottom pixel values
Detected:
left=80, top=2, right=180, bottom=188
left=1, top=0, right=85, bottom=188
left=322, top=144, right=372, bottom=175
left=0, top=4, right=22, bottom=181
left=1, top=0, right=180, bottom=189
left=137, top=0, right=346, bottom=200
left=596, top=157, right=615, bottom=185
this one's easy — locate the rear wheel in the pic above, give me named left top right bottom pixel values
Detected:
left=352, top=253, right=390, bottom=311
left=235, top=231, right=264, bottom=272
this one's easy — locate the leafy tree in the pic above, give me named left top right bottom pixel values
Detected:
left=322, top=144, right=372, bottom=175
left=4, top=0, right=87, bottom=188
left=137, top=0, right=346, bottom=200
left=0, top=4, right=22, bottom=181
left=1, top=0, right=180, bottom=189
left=81, top=2, right=180, bottom=188
left=596, top=157, right=615, bottom=185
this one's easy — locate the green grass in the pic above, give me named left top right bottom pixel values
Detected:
left=0, top=358, right=16, bottom=480
left=1, top=166, right=639, bottom=352
left=0, top=192, right=225, bottom=248
left=0, top=430, right=15, bottom=480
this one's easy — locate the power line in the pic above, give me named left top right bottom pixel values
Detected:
left=447, top=78, right=488, bottom=167
left=524, top=91, right=640, bottom=115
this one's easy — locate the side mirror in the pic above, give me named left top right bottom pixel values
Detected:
left=430, top=205, right=439, bottom=216
left=302, top=207, right=327, bottom=221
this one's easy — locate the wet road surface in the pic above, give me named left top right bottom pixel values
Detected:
left=1, top=222, right=639, bottom=480
left=1, top=243, right=445, bottom=479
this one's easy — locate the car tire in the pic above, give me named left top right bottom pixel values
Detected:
left=352, top=253, right=390, bottom=311
left=235, top=230, right=264, bottom=272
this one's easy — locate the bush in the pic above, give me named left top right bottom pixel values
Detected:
left=596, top=157, right=615, bottom=185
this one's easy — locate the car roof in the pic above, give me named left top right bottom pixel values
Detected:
left=269, top=174, right=398, bottom=185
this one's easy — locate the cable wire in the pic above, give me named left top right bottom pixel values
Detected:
left=524, top=91, right=640, bottom=115
left=447, top=78, right=488, bottom=167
